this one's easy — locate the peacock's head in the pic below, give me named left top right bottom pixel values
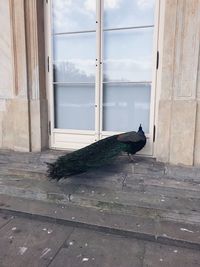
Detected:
left=138, top=124, right=145, bottom=134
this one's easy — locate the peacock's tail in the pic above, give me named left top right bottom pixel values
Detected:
left=47, top=135, right=127, bottom=180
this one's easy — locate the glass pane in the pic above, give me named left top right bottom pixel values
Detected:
left=52, top=0, right=96, bottom=33
left=103, top=28, right=154, bottom=82
left=54, top=84, right=95, bottom=130
left=104, top=0, right=155, bottom=29
left=53, top=33, right=96, bottom=83
left=103, top=83, right=151, bottom=133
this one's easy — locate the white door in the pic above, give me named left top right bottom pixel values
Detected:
left=45, top=0, right=159, bottom=154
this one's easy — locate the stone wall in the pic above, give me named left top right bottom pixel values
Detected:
left=155, top=0, right=200, bottom=166
left=0, top=0, right=48, bottom=152
left=0, top=0, right=199, bottom=165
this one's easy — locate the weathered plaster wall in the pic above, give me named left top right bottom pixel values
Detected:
left=0, top=1, right=13, bottom=98
left=0, top=1, right=13, bottom=148
left=25, top=0, right=48, bottom=151
left=0, top=1, right=29, bottom=151
left=0, top=0, right=48, bottom=152
left=194, top=44, right=200, bottom=165
left=156, top=0, right=200, bottom=166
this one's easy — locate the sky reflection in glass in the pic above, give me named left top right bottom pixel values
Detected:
left=103, top=28, right=153, bottom=82
left=52, top=0, right=96, bottom=33
left=53, top=33, right=96, bottom=83
left=104, top=0, right=155, bottom=28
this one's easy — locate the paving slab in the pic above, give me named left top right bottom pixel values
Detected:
left=49, top=227, right=200, bottom=267
left=0, top=212, right=12, bottom=229
left=0, top=212, right=199, bottom=267
left=49, top=228, right=143, bottom=267
left=143, top=242, right=200, bottom=267
left=0, top=216, right=73, bottom=267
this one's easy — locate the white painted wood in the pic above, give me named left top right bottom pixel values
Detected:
left=44, top=0, right=54, bottom=148
left=52, top=131, right=96, bottom=150
left=150, top=0, right=161, bottom=156
left=95, top=0, right=101, bottom=141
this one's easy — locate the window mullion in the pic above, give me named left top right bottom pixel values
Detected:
left=99, top=0, right=104, bottom=138
left=95, top=0, right=103, bottom=140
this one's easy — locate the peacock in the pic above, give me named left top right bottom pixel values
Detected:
left=47, top=125, right=146, bottom=180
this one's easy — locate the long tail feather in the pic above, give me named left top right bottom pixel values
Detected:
left=47, top=135, right=125, bottom=180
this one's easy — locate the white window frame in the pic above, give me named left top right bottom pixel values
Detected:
left=44, top=0, right=161, bottom=155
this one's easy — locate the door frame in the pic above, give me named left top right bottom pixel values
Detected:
left=44, top=0, right=161, bottom=155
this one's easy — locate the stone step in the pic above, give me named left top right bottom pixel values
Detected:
left=64, top=172, right=200, bottom=197
left=0, top=176, right=199, bottom=225
left=0, top=194, right=200, bottom=251
left=0, top=165, right=47, bottom=179
left=0, top=152, right=164, bottom=181
left=0, top=152, right=199, bottom=184
left=0, top=149, right=200, bottom=180
left=0, top=150, right=200, bottom=251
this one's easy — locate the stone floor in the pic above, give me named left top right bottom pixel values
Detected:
left=0, top=212, right=200, bottom=267
left=0, top=149, right=200, bottom=266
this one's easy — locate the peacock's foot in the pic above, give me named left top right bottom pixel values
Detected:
left=128, top=154, right=136, bottom=162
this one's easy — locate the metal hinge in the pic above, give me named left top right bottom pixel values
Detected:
left=48, top=121, right=51, bottom=135
left=47, top=56, right=49, bottom=72
left=156, top=51, right=159, bottom=69
left=153, top=125, right=156, bottom=142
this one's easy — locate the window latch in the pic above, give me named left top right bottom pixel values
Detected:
left=156, top=51, right=159, bottom=69
left=47, top=56, right=49, bottom=72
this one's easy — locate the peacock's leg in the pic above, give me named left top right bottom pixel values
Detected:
left=128, top=153, right=136, bottom=162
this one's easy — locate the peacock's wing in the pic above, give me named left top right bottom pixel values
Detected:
left=117, top=131, right=147, bottom=155
left=83, top=135, right=126, bottom=167
left=65, top=135, right=121, bottom=168
left=117, top=131, right=146, bottom=143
